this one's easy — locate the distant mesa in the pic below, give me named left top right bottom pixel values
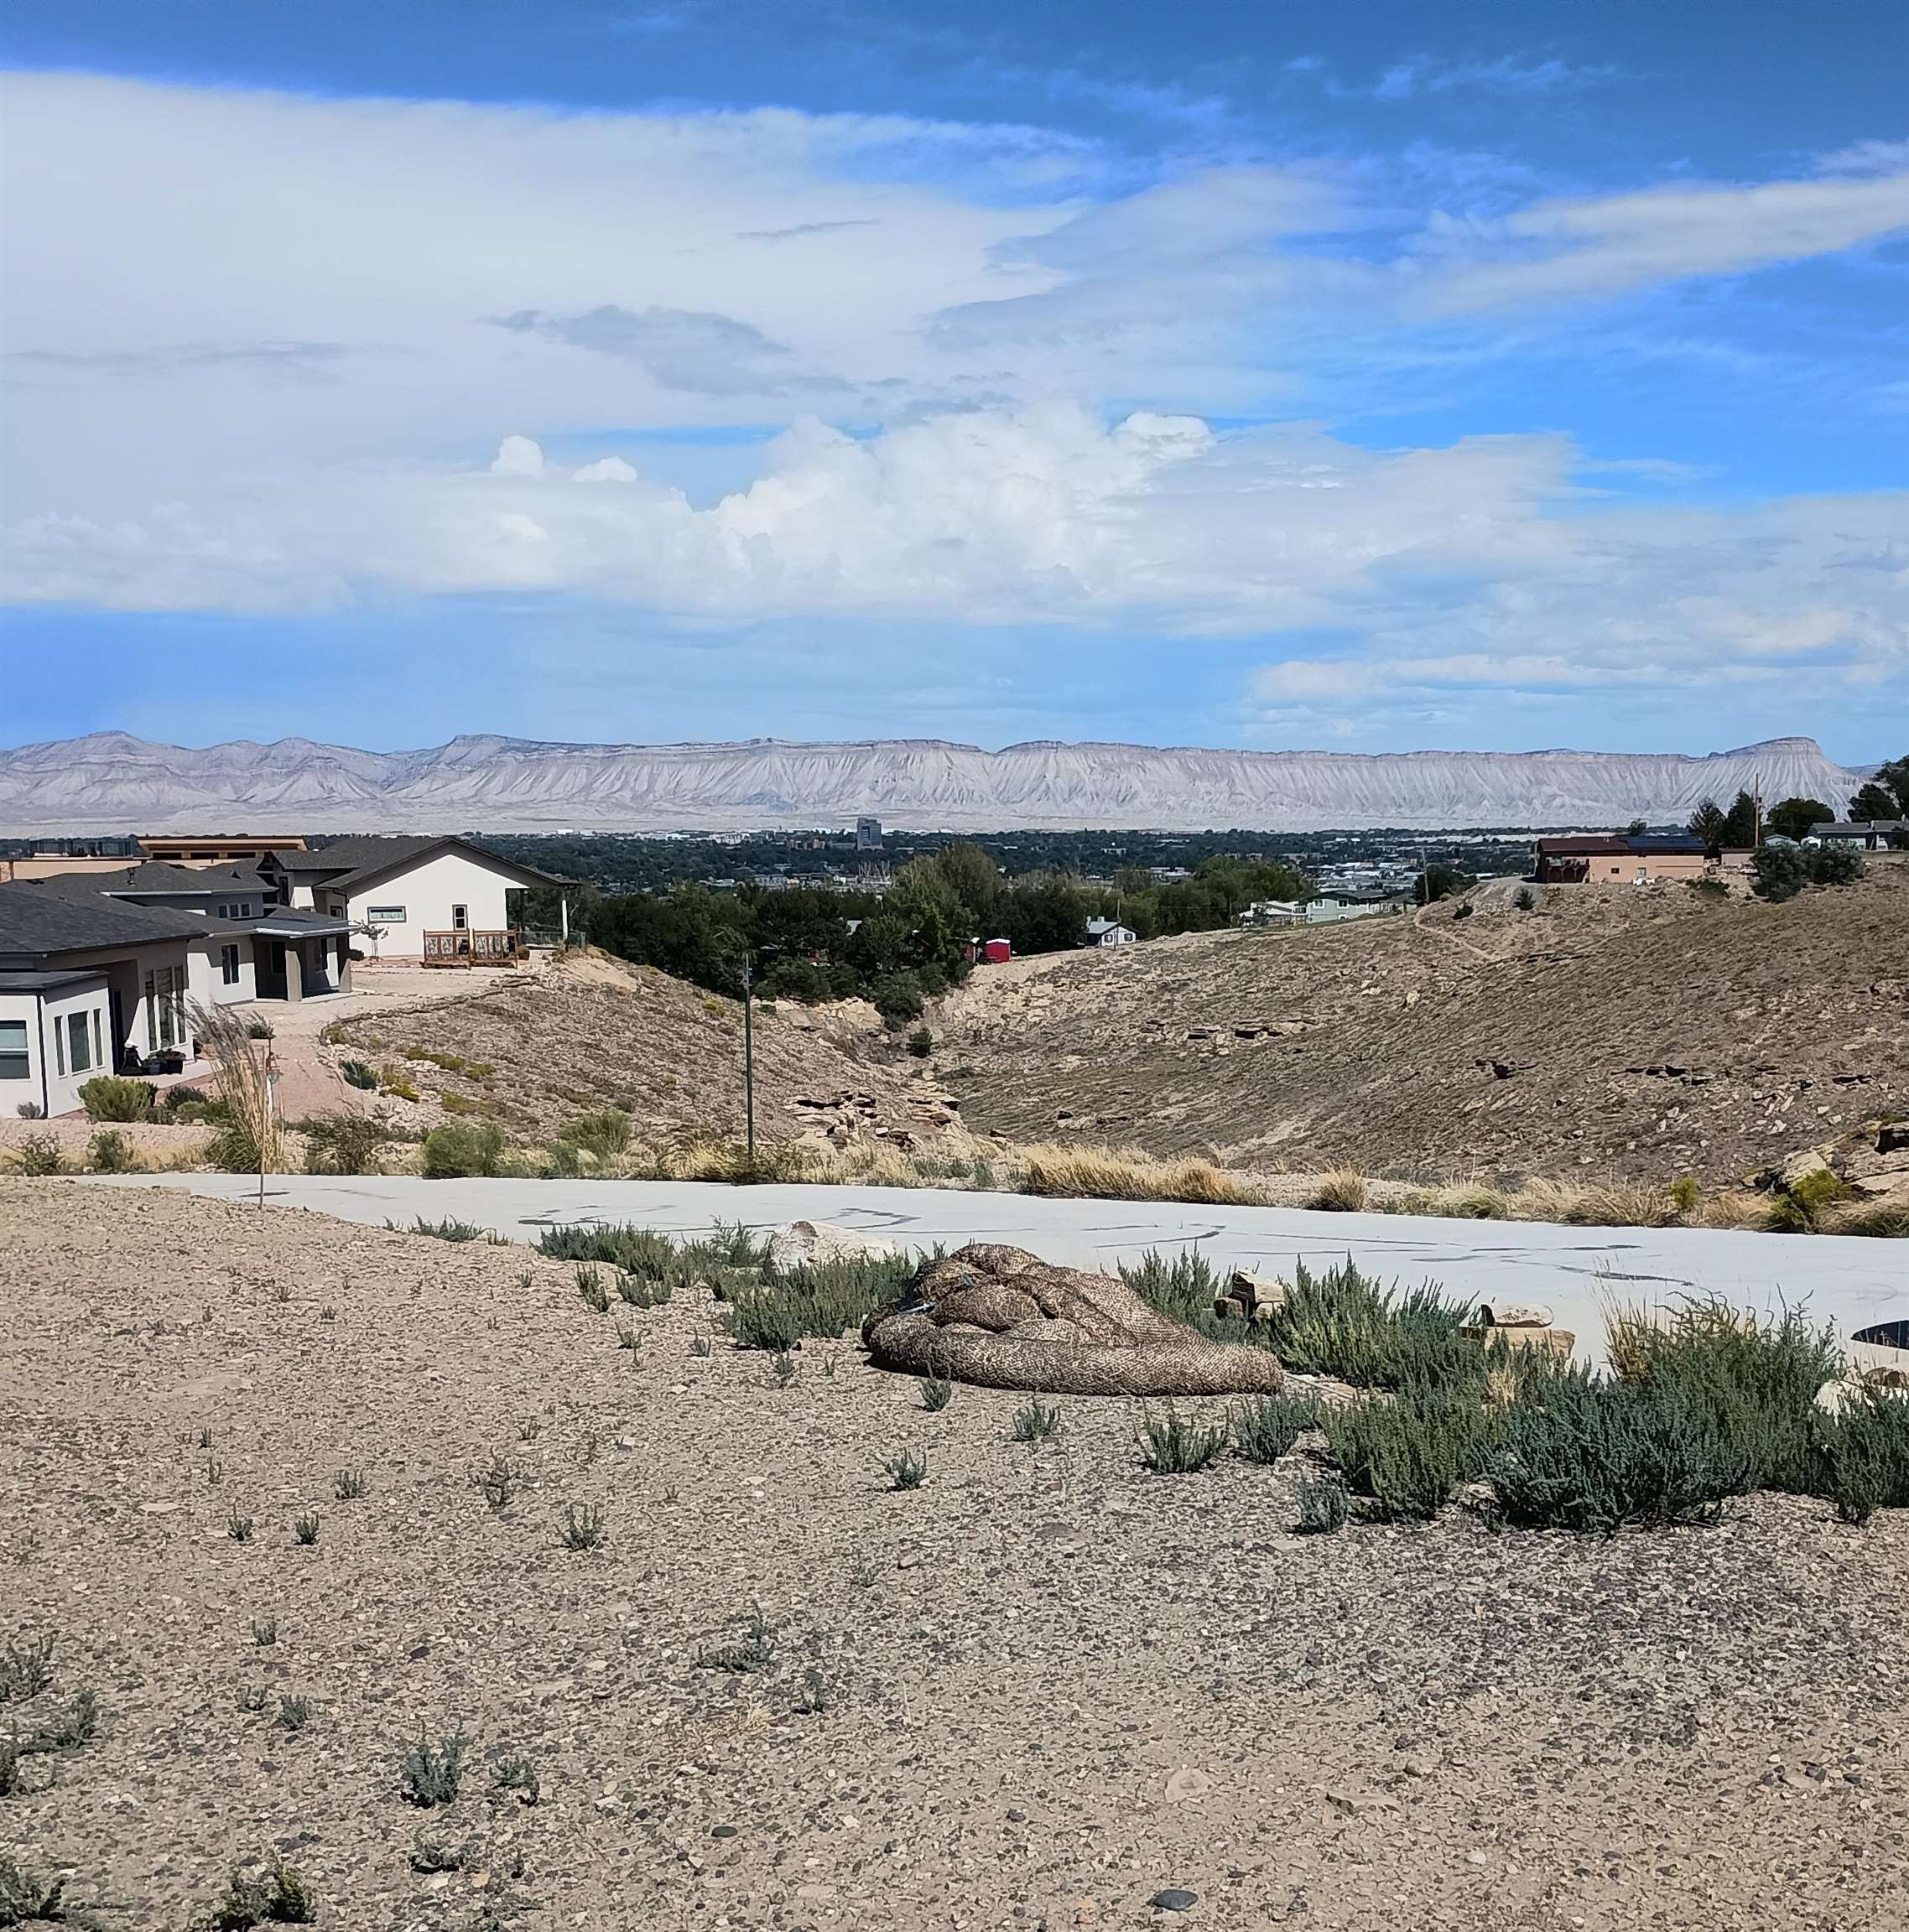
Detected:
left=0, top=731, right=1874, bottom=835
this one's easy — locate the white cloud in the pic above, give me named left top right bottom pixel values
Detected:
left=2, top=69, right=1906, bottom=733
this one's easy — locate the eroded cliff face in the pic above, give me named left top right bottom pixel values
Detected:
left=0, top=730, right=1869, bottom=833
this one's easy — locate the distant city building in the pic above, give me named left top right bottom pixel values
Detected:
left=856, top=816, right=882, bottom=851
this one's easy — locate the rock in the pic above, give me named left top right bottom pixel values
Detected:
left=1878, top=1121, right=1909, bottom=1155
left=1229, top=1268, right=1288, bottom=1314
left=1464, top=1849, right=1487, bottom=1867
left=1473, top=1301, right=1554, bottom=1330
left=1163, top=1768, right=1213, bottom=1803
left=1150, top=1891, right=1199, bottom=1913
left=1779, top=1146, right=1839, bottom=1192
left=1461, top=1323, right=1574, bottom=1358
left=765, top=1220, right=902, bottom=1274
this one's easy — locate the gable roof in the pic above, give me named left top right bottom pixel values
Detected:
left=0, top=880, right=211, bottom=958
left=265, top=834, right=564, bottom=892
left=31, top=860, right=269, bottom=898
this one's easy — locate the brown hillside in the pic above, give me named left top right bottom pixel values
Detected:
left=330, top=951, right=949, bottom=1149
left=932, top=870, right=1909, bottom=1186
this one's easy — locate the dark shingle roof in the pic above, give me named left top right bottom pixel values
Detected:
left=0, top=881, right=211, bottom=958
left=26, top=860, right=268, bottom=899
left=268, top=836, right=439, bottom=877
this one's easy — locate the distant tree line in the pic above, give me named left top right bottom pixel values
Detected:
left=1685, top=756, right=1909, bottom=855
left=522, top=844, right=1308, bottom=1023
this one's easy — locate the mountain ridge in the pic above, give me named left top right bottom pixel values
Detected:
left=0, top=731, right=1876, bottom=834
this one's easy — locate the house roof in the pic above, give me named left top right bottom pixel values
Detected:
left=242, top=909, right=353, bottom=938
left=1811, top=820, right=1905, bottom=839
left=267, top=834, right=566, bottom=892
left=23, top=860, right=268, bottom=899
left=0, top=968, right=108, bottom=994
left=0, top=880, right=211, bottom=959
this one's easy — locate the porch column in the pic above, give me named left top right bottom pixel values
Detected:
left=284, top=943, right=304, bottom=1003
left=338, top=939, right=353, bottom=994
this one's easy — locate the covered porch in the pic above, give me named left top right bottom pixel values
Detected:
left=253, top=920, right=355, bottom=1002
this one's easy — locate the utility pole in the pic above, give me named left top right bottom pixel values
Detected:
left=741, top=946, right=756, bottom=1161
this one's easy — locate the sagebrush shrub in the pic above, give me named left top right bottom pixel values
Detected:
left=1137, top=1405, right=1229, bottom=1475
left=1012, top=1396, right=1063, bottom=1444
left=398, top=1725, right=466, bottom=1807
left=1295, top=1475, right=1350, bottom=1535
left=86, top=1128, right=136, bottom=1173
left=14, top=1132, right=63, bottom=1176
left=1490, top=1377, right=1752, bottom=1533
left=1324, top=1394, right=1492, bottom=1521
left=1816, top=1389, right=1909, bottom=1525
left=78, top=1075, right=154, bottom=1122
left=1232, top=1394, right=1320, bottom=1464
left=303, top=1112, right=386, bottom=1176
left=420, top=1120, right=503, bottom=1178
left=555, top=1109, right=632, bottom=1161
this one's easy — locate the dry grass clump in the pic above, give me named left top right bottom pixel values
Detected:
left=1307, top=1166, right=1368, bottom=1213
left=190, top=1000, right=283, bottom=1175
left=1512, top=1176, right=1683, bottom=1228
left=1020, top=1141, right=1264, bottom=1205
left=1696, top=1188, right=1780, bottom=1231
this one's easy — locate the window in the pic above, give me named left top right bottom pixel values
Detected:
left=67, top=1010, right=93, bottom=1074
left=0, top=1020, right=27, bottom=1081
left=216, top=900, right=253, bottom=918
left=367, top=905, right=405, bottom=924
left=451, top=904, right=468, bottom=930
left=221, top=943, right=242, bottom=986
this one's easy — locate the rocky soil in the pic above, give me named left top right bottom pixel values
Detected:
left=932, top=870, right=1909, bottom=1187
left=326, top=949, right=956, bottom=1154
left=3, top=1179, right=1905, bottom=1930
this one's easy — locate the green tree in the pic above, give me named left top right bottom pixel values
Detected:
left=1766, top=796, right=1833, bottom=842
left=1624, top=817, right=1649, bottom=836
left=1416, top=865, right=1475, bottom=906
left=1686, top=800, right=1726, bottom=850
left=1718, top=789, right=1761, bottom=849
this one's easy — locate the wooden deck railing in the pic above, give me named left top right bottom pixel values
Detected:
left=422, top=928, right=521, bottom=967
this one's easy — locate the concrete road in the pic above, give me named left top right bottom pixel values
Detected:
left=107, top=1172, right=1906, bottom=1356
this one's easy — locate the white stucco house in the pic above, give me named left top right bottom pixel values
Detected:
left=1084, top=918, right=1137, bottom=948
left=255, top=835, right=567, bottom=962
left=0, top=864, right=352, bottom=1115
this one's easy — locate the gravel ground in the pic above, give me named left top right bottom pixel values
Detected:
left=2, top=1178, right=1904, bottom=1932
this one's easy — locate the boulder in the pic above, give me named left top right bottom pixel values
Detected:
left=1474, top=1300, right=1555, bottom=1330
left=767, top=1220, right=902, bottom=1275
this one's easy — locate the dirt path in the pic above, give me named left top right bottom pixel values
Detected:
left=3, top=1178, right=1904, bottom=1930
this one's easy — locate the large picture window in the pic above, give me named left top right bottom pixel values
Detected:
left=0, top=1020, right=28, bottom=1081
left=67, top=1010, right=93, bottom=1074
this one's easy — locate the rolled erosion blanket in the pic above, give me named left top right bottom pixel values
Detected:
left=861, top=1244, right=1284, bottom=1397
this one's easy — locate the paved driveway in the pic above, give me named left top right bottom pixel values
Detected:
left=107, top=1172, right=1906, bottom=1358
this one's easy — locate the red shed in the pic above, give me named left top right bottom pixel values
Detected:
left=982, top=937, right=1012, bottom=964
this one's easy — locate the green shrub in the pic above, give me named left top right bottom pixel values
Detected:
left=1670, top=1175, right=1701, bottom=1218
left=918, top=1374, right=954, bottom=1411
left=13, top=1131, right=64, bottom=1176
left=338, top=1059, right=378, bottom=1091
left=78, top=1074, right=154, bottom=1121
left=882, top=1447, right=928, bottom=1490
left=1751, top=844, right=1810, bottom=901
left=869, top=972, right=924, bottom=1026
left=1324, top=1394, right=1494, bottom=1521
left=409, top=1214, right=486, bottom=1243
left=726, top=1249, right=917, bottom=1350
left=398, top=1726, right=466, bottom=1807
left=0, top=1855, right=65, bottom=1924
left=556, top=1109, right=633, bottom=1161
left=1012, top=1396, right=1063, bottom=1444
left=1490, top=1377, right=1752, bottom=1533
left=377, top=1069, right=420, bottom=1102
left=905, top=1026, right=933, bottom=1058
left=575, top=1265, right=611, bottom=1313
left=420, top=1119, right=504, bottom=1178
left=194, top=1862, right=317, bottom=1929
left=303, top=1112, right=386, bottom=1176
left=1232, top=1394, right=1320, bottom=1464
left=1611, top=1296, right=1841, bottom=1493
left=87, top=1128, right=135, bottom=1173
left=1808, top=843, right=1865, bottom=887
left=1295, top=1475, right=1350, bottom=1535
left=1816, top=1389, right=1909, bottom=1525
left=1137, top=1405, right=1230, bottom=1474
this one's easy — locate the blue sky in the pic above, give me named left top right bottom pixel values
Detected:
left=3, top=0, right=1905, bottom=758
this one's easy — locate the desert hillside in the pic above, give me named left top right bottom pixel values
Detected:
left=933, top=871, right=1909, bottom=1186
left=329, top=950, right=953, bottom=1151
